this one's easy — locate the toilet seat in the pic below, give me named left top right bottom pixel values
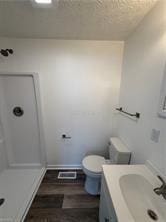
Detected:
left=82, top=155, right=105, bottom=176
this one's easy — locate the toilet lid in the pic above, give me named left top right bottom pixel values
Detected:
left=82, top=155, right=105, bottom=174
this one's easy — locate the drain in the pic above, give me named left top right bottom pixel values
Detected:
left=0, top=198, right=5, bottom=206
left=147, top=209, right=158, bottom=221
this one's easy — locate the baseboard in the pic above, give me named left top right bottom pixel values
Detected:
left=47, top=164, right=82, bottom=170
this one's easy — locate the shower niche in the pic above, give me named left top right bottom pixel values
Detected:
left=0, top=73, right=45, bottom=168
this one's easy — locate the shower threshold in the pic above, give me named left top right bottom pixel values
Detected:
left=0, top=167, right=45, bottom=222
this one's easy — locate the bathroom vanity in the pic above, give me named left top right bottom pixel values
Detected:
left=99, top=165, right=166, bottom=222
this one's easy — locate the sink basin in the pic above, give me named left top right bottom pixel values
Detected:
left=120, top=174, right=166, bottom=222
left=102, top=165, right=166, bottom=222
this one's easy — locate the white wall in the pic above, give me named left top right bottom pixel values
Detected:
left=117, top=0, right=166, bottom=174
left=0, top=39, right=124, bottom=167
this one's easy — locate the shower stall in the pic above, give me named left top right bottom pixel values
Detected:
left=0, top=73, right=46, bottom=221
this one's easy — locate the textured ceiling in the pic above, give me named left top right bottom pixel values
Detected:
left=0, top=0, right=157, bottom=40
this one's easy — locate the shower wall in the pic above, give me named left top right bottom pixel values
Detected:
left=0, top=131, right=7, bottom=173
left=0, top=80, right=8, bottom=172
left=0, top=74, right=45, bottom=168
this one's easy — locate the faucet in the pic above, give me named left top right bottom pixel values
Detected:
left=154, top=175, right=166, bottom=200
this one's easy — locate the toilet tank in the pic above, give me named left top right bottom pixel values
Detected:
left=108, top=137, right=131, bottom=164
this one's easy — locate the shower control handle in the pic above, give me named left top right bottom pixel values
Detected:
left=13, top=106, right=24, bottom=117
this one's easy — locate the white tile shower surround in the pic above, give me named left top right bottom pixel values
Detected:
left=0, top=168, right=45, bottom=221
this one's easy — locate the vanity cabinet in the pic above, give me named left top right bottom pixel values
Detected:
left=99, top=174, right=117, bottom=222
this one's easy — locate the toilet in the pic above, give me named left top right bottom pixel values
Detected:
left=82, top=137, right=131, bottom=195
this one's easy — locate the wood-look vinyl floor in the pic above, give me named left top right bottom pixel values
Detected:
left=25, top=170, right=99, bottom=222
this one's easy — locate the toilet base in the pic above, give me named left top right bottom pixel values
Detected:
left=85, top=175, right=101, bottom=195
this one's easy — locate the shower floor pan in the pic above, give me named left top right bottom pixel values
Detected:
left=0, top=168, right=45, bottom=222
